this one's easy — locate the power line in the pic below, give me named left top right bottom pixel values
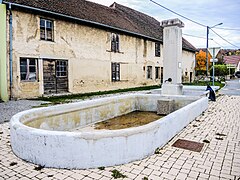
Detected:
left=211, top=39, right=222, bottom=47
left=150, top=0, right=240, bottom=49
left=183, top=34, right=224, bottom=48
left=183, top=33, right=208, bottom=39
left=150, top=0, right=206, bottom=27
left=210, top=28, right=239, bottom=49
left=214, top=27, right=240, bottom=31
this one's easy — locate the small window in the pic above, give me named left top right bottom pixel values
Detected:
left=40, top=18, right=54, bottom=41
left=155, top=67, right=160, bottom=79
left=20, top=58, right=38, bottom=81
left=160, top=67, right=163, bottom=83
left=111, top=33, right=119, bottom=52
left=112, top=62, right=120, bottom=81
left=155, top=42, right=161, bottom=57
left=147, top=66, right=152, bottom=79
left=185, top=72, right=188, bottom=76
left=56, top=60, right=68, bottom=77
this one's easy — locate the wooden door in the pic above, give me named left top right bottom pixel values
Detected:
left=55, top=60, right=68, bottom=93
left=43, top=59, right=68, bottom=94
left=43, top=60, right=56, bottom=94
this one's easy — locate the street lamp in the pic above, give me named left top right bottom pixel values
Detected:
left=206, top=23, right=223, bottom=77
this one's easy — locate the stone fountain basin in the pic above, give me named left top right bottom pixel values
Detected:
left=10, top=94, right=208, bottom=169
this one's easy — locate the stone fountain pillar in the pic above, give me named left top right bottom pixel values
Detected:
left=161, top=18, right=184, bottom=95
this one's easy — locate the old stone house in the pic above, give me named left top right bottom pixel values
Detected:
left=0, top=0, right=197, bottom=101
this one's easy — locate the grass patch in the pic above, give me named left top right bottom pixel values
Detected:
left=183, top=81, right=224, bottom=89
left=9, top=162, right=17, bottom=166
left=31, top=85, right=160, bottom=104
left=154, top=147, right=161, bottom=154
left=98, top=167, right=105, bottom=170
left=216, top=133, right=227, bottom=136
left=215, top=137, right=224, bottom=140
left=34, top=165, right=44, bottom=171
left=111, top=169, right=127, bottom=179
left=203, top=139, right=210, bottom=143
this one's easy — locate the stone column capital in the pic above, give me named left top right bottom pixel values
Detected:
left=161, top=18, right=184, bottom=28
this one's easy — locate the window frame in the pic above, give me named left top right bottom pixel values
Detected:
left=155, top=42, right=161, bottom=57
left=147, top=66, right=153, bottom=79
left=155, top=67, right=160, bottom=79
left=56, top=60, right=68, bottom=77
left=112, top=62, right=120, bottom=81
left=111, top=33, right=120, bottom=53
left=40, top=18, right=54, bottom=41
left=160, top=67, right=163, bottom=83
left=20, top=58, right=38, bottom=82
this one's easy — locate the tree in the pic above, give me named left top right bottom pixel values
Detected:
left=195, top=50, right=212, bottom=71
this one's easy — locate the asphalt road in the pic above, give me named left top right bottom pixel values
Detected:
left=220, top=78, right=240, bottom=96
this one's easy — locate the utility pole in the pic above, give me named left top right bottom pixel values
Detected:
left=206, top=26, right=209, bottom=77
left=206, top=23, right=223, bottom=79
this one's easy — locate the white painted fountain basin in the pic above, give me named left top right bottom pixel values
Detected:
left=10, top=94, right=208, bottom=169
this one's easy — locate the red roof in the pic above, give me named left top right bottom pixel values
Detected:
left=223, top=55, right=240, bottom=66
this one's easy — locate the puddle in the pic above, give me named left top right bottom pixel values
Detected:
left=94, top=111, right=164, bottom=130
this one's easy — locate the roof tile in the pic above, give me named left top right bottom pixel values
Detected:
left=3, top=0, right=197, bottom=52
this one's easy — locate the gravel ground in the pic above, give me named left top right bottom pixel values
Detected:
left=0, top=100, right=48, bottom=123
left=0, top=91, right=149, bottom=124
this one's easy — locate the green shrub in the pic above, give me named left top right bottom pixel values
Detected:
left=209, top=65, right=228, bottom=76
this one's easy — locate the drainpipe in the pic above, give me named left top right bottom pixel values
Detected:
left=9, top=3, right=13, bottom=99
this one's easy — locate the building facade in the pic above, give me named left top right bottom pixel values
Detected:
left=0, top=0, right=197, bottom=100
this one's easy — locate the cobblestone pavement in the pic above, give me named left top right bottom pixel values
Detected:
left=0, top=95, right=240, bottom=180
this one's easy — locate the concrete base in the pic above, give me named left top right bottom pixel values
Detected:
left=157, top=99, right=175, bottom=115
left=162, top=84, right=183, bottom=95
left=10, top=94, right=208, bottom=169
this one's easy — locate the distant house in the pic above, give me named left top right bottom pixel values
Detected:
left=223, top=55, right=240, bottom=72
left=0, top=0, right=197, bottom=100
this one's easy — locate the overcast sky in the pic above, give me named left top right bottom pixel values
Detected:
left=88, top=0, right=240, bottom=50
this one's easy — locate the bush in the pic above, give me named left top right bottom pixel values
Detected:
left=209, top=65, right=228, bottom=76
left=195, top=70, right=206, bottom=76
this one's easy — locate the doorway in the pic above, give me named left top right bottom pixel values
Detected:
left=43, top=59, right=68, bottom=94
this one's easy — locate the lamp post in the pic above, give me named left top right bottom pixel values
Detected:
left=206, top=23, right=223, bottom=77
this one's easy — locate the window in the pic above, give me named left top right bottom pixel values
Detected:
left=155, top=42, right=161, bottom=57
left=160, top=67, right=163, bottom=83
left=111, top=33, right=119, bottom=52
left=112, top=62, right=120, bottom=81
left=40, top=18, right=54, bottom=41
left=20, top=58, right=38, bottom=81
left=56, top=60, right=67, bottom=77
left=147, top=66, right=152, bottom=79
left=155, top=67, right=160, bottom=79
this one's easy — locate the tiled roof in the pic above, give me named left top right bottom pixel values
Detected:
left=3, top=0, right=197, bottom=52
left=224, top=55, right=240, bottom=66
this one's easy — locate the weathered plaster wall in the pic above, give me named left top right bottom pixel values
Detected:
left=9, top=11, right=163, bottom=98
left=182, top=50, right=195, bottom=82
left=0, top=4, right=8, bottom=101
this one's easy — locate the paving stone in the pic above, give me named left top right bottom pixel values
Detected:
left=176, top=172, right=188, bottom=179
left=141, top=168, right=153, bottom=176
left=87, top=172, right=102, bottom=179
left=188, top=171, right=199, bottom=178
left=168, top=168, right=180, bottom=176
left=70, top=173, right=85, bottom=179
